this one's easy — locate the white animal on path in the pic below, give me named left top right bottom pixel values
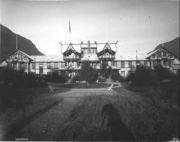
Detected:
left=108, top=83, right=114, bottom=95
left=48, top=85, right=55, bottom=93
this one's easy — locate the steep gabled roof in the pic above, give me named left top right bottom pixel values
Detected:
left=31, top=55, right=63, bottom=62
left=8, top=50, right=34, bottom=61
left=147, top=37, right=179, bottom=60
left=63, top=43, right=80, bottom=56
left=98, top=43, right=115, bottom=56
left=156, top=37, right=179, bottom=60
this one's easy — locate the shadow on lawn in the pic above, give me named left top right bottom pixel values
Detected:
left=101, top=104, right=135, bottom=141
left=3, top=98, right=63, bottom=141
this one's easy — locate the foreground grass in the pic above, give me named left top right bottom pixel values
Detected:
left=1, top=83, right=179, bottom=141
left=0, top=86, right=64, bottom=140
left=57, top=87, right=179, bottom=141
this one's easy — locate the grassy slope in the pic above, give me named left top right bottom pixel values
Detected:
left=58, top=86, right=179, bottom=141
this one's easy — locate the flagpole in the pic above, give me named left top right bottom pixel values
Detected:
left=69, top=19, right=71, bottom=34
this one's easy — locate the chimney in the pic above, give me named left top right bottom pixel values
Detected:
left=88, top=40, right=90, bottom=47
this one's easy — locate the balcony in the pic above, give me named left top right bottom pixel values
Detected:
left=63, top=56, right=80, bottom=61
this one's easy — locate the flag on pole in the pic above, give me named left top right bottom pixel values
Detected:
left=69, top=20, right=71, bottom=33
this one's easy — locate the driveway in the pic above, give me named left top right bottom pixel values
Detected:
left=3, top=82, right=123, bottom=141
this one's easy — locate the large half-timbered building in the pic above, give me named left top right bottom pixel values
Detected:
left=2, top=39, right=179, bottom=78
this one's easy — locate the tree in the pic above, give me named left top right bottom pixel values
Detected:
left=130, top=65, right=156, bottom=85
left=100, top=61, right=112, bottom=78
left=80, top=61, right=98, bottom=84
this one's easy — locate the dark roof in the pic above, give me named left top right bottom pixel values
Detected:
left=98, top=43, right=115, bottom=56
left=155, top=37, right=179, bottom=60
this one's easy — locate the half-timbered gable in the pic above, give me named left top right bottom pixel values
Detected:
left=63, top=43, right=80, bottom=61
left=6, top=50, right=33, bottom=72
left=98, top=43, right=115, bottom=60
left=63, top=43, right=81, bottom=70
left=146, top=37, right=180, bottom=73
left=7, top=50, right=33, bottom=63
left=147, top=47, right=175, bottom=69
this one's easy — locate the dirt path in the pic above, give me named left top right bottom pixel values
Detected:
left=4, top=82, right=124, bottom=141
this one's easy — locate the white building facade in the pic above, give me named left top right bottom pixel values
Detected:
left=3, top=41, right=179, bottom=77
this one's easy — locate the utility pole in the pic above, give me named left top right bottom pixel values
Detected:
left=115, top=41, right=118, bottom=52
left=16, top=34, right=18, bottom=50
left=59, top=42, right=63, bottom=54
left=136, top=50, right=138, bottom=67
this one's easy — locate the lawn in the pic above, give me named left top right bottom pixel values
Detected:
left=0, top=83, right=179, bottom=141
left=0, top=86, right=65, bottom=140
left=56, top=86, right=179, bottom=141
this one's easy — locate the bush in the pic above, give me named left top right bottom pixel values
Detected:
left=45, top=71, right=68, bottom=83
left=72, top=74, right=81, bottom=83
left=98, top=75, right=106, bottom=82
left=0, top=67, right=47, bottom=88
left=128, top=66, right=156, bottom=86
left=154, top=65, right=176, bottom=82
left=80, top=61, right=98, bottom=84
left=111, top=71, right=125, bottom=82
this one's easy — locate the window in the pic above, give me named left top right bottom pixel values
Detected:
left=157, top=52, right=161, bottom=58
left=151, top=54, right=155, bottom=58
left=128, top=61, right=132, bottom=67
left=121, top=61, right=125, bottom=68
left=47, top=63, right=51, bottom=69
left=162, top=51, right=166, bottom=56
left=31, top=63, right=35, bottom=69
left=114, top=61, right=117, bottom=67
left=54, top=63, right=58, bottom=69
left=23, top=63, right=27, bottom=69
left=144, top=61, right=148, bottom=66
left=117, top=61, right=121, bottom=67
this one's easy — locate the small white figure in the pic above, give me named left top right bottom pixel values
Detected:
left=48, top=85, right=54, bottom=93
left=108, top=83, right=114, bottom=95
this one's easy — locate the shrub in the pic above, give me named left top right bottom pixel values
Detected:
left=128, top=66, right=156, bottom=86
left=98, top=75, right=106, bottom=82
left=154, top=65, right=176, bottom=82
left=111, top=71, right=125, bottom=82
left=45, top=71, right=68, bottom=83
left=80, top=61, right=98, bottom=84
left=72, top=74, right=81, bottom=83
left=0, top=67, right=46, bottom=88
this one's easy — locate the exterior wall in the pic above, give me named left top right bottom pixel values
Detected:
left=114, top=60, right=150, bottom=77
left=28, top=62, right=65, bottom=75
left=147, top=48, right=179, bottom=73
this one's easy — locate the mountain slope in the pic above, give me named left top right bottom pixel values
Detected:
left=0, top=24, right=43, bottom=61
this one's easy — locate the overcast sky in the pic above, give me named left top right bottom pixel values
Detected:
left=0, top=0, right=179, bottom=57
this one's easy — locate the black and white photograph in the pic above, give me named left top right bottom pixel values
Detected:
left=0, top=0, right=179, bottom=141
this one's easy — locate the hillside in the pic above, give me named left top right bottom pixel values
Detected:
left=0, top=24, right=43, bottom=61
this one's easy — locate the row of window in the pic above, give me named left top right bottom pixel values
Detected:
left=29, top=62, right=65, bottom=69
left=151, top=51, right=173, bottom=59
left=114, top=61, right=149, bottom=68
left=10, top=59, right=173, bottom=70
left=81, top=48, right=97, bottom=54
